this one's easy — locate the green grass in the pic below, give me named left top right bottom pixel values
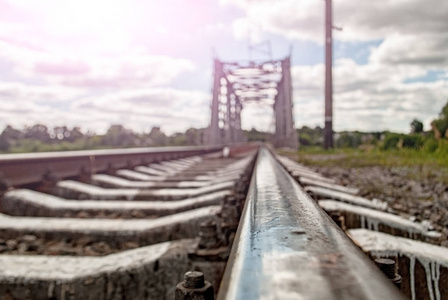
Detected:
left=291, top=147, right=448, bottom=168
left=280, top=146, right=448, bottom=184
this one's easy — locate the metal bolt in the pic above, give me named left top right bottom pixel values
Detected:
left=375, top=258, right=395, bottom=279
left=240, top=175, right=249, bottom=183
left=199, top=220, right=217, bottom=235
left=175, top=271, right=214, bottom=300
left=106, top=163, right=116, bottom=175
left=198, top=220, right=221, bottom=249
left=222, top=195, right=243, bottom=215
left=374, top=258, right=402, bottom=289
left=42, top=169, right=58, bottom=182
left=221, top=205, right=239, bottom=221
left=39, top=169, right=58, bottom=193
left=220, top=205, right=239, bottom=246
left=236, top=194, right=246, bottom=205
left=78, top=166, right=92, bottom=183
left=184, top=271, right=204, bottom=289
left=329, top=211, right=346, bottom=231
left=224, top=195, right=237, bottom=206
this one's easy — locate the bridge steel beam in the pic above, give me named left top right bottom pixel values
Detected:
left=206, top=60, right=245, bottom=146
left=206, top=60, right=225, bottom=146
left=229, top=83, right=244, bottom=145
left=273, top=57, right=298, bottom=149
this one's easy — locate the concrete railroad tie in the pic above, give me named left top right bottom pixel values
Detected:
left=0, top=205, right=221, bottom=244
left=2, top=189, right=230, bottom=218
left=0, top=240, right=197, bottom=300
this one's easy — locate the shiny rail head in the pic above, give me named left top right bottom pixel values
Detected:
left=218, top=147, right=406, bottom=300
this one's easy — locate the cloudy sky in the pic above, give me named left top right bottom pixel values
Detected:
left=0, top=0, right=447, bottom=135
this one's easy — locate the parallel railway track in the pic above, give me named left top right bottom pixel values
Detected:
left=0, top=144, right=446, bottom=299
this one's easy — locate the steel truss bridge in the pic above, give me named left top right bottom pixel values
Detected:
left=205, top=57, right=298, bottom=149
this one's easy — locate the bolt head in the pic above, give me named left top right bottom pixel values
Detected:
left=199, top=221, right=217, bottom=235
left=184, top=271, right=205, bottom=289
left=175, top=282, right=214, bottom=300
left=374, top=258, right=396, bottom=279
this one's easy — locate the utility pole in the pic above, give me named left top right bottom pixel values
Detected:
left=324, top=0, right=334, bottom=149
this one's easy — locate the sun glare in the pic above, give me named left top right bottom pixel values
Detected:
left=9, top=0, right=136, bottom=53
left=7, top=0, right=210, bottom=55
left=47, top=0, right=133, bottom=51
left=47, top=0, right=129, bottom=33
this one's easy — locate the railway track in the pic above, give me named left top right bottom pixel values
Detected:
left=0, top=144, right=446, bottom=299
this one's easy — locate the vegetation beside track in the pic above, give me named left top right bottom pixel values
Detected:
left=291, top=144, right=448, bottom=168
left=283, top=100, right=448, bottom=184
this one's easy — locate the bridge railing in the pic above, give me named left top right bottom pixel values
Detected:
left=217, top=147, right=405, bottom=299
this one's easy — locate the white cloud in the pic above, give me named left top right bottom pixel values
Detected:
left=0, top=100, right=60, bottom=129
left=0, top=82, right=83, bottom=102
left=292, top=59, right=448, bottom=132
left=241, top=102, right=274, bottom=132
left=70, top=88, right=211, bottom=134
left=334, top=0, right=448, bottom=42
left=370, top=33, right=448, bottom=66
left=0, top=87, right=211, bottom=135
left=0, top=35, right=200, bottom=134
left=222, top=0, right=448, bottom=43
left=0, top=39, right=195, bottom=89
left=231, top=18, right=264, bottom=42
left=222, top=0, right=448, bottom=74
left=222, top=0, right=323, bottom=42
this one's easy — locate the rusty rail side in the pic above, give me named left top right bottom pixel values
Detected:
left=0, top=145, right=227, bottom=187
left=217, top=147, right=406, bottom=300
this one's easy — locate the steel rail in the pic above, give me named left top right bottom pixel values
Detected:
left=217, top=147, right=405, bottom=300
left=0, top=145, right=224, bottom=187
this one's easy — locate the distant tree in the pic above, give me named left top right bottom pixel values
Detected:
left=410, top=119, right=424, bottom=133
left=52, top=126, right=70, bottom=141
left=1, top=125, right=23, bottom=141
left=0, top=123, right=220, bottom=153
left=382, top=132, right=423, bottom=150
left=148, top=127, right=167, bottom=146
left=69, top=127, right=84, bottom=141
left=50, top=126, right=84, bottom=142
left=382, top=133, right=401, bottom=150
left=244, top=128, right=268, bottom=142
left=169, top=132, right=186, bottom=146
left=432, top=100, right=448, bottom=139
left=0, top=135, right=10, bottom=151
left=0, top=125, right=24, bottom=151
left=335, top=132, right=362, bottom=148
left=297, top=126, right=323, bottom=146
left=185, top=128, right=199, bottom=145
left=24, top=124, right=50, bottom=142
left=431, top=121, right=442, bottom=140
left=298, top=132, right=312, bottom=146
left=401, top=134, right=424, bottom=149
left=102, top=124, right=139, bottom=147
